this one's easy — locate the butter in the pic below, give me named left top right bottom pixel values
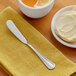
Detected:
left=55, top=11, right=76, bottom=42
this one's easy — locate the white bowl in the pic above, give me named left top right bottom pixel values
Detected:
left=51, top=5, right=76, bottom=48
left=18, top=0, right=55, bottom=18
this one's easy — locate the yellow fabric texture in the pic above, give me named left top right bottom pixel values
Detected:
left=0, top=7, right=76, bottom=76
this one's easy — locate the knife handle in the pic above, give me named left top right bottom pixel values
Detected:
left=26, top=42, right=55, bottom=70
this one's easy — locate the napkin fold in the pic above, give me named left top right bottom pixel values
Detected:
left=0, top=7, right=76, bottom=76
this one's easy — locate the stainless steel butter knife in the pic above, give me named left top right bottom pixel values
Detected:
left=6, top=20, right=55, bottom=70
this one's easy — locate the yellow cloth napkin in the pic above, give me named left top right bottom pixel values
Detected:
left=0, top=7, right=76, bottom=76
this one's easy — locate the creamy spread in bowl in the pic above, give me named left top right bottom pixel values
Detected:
left=55, top=11, right=76, bottom=42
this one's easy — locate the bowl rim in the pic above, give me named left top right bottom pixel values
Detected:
left=51, top=5, right=76, bottom=48
left=18, top=0, right=55, bottom=10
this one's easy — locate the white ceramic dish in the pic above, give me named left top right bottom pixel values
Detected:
left=18, top=0, right=55, bottom=18
left=51, top=5, right=76, bottom=48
